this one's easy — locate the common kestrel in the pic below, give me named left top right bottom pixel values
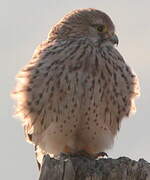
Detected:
left=13, top=8, right=140, bottom=167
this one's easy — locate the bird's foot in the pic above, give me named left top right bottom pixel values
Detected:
left=56, top=151, right=94, bottom=160
left=54, top=151, right=108, bottom=160
left=95, top=152, right=108, bottom=159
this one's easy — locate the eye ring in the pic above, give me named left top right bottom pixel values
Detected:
left=96, top=25, right=107, bottom=33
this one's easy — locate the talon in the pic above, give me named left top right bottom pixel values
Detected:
left=96, top=152, right=108, bottom=159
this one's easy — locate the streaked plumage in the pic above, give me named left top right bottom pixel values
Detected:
left=12, top=8, right=140, bottom=166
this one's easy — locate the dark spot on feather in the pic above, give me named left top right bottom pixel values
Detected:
left=27, top=87, right=32, bottom=92
left=105, top=63, right=112, bottom=76
left=41, top=116, right=44, bottom=125
left=35, top=100, right=40, bottom=105
left=27, top=134, right=32, bottom=141
left=87, top=117, right=90, bottom=121
left=37, top=62, right=44, bottom=67
left=27, top=101, right=31, bottom=106
left=101, top=71, right=105, bottom=80
left=76, top=118, right=78, bottom=122
left=68, top=85, right=70, bottom=90
left=85, top=112, right=88, bottom=116
left=39, top=93, right=43, bottom=98
left=35, top=70, right=40, bottom=74
left=65, top=105, right=68, bottom=109
left=51, top=87, right=54, bottom=91
left=74, top=103, right=77, bottom=107
left=117, top=117, right=120, bottom=123
left=60, top=124, right=63, bottom=128
left=105, top=107, right=109, bottom=113
left=44, top=72, right=48, bottom=77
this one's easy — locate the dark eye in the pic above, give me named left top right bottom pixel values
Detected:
left=96, top=25, right=107, bottom=33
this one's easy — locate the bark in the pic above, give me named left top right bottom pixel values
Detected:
left=39, top=154, right=150, bottom=180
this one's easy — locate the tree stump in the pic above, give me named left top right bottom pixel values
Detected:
left=39, top=154, right=150, bottom=180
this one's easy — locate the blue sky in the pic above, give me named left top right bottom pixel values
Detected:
left=1, top=0, right=150, bottom=179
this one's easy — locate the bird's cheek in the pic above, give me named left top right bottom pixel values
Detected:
left=102, top=32, right=110, bottom=40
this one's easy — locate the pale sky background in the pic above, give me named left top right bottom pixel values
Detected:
left=1, top=0, right=150, bottom=179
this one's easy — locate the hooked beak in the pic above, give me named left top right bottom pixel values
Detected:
left=110, top=34, right=119, bottom=45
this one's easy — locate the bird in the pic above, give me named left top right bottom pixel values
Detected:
left=12, top=8, right=140, bottom=168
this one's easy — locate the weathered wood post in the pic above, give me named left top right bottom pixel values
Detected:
left=39, top=155, right=150, bottom=180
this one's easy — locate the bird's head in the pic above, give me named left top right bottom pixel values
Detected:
left=48, top=8, right=118, bottom=46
